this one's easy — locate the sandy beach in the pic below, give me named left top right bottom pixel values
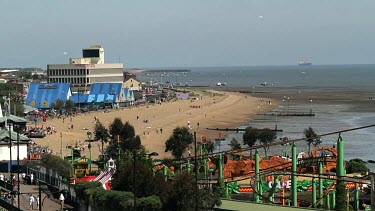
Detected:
left=31, top=89, right=275, bottom=159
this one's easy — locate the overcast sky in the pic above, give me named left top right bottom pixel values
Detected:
left=1, top=1, right=374, bottom=68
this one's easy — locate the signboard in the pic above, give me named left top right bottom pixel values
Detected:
left=39, top=85, right=57, bottom=89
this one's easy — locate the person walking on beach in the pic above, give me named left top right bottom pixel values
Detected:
left=160, top=128, right=163, bottom=134
left=197, top=122, right=200, bottom=129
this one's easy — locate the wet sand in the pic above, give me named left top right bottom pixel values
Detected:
left=31, top=89, right=276, bottom=159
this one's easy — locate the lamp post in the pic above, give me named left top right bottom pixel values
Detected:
left=17, top=130, right=20, bottom=209
left=310, top=99, right=312, bottom=115
left=87, top=132, right=92, bottom=173
left=133, top=150, right=158, bottom=210
left=60, top=133, right=63, bottom=158
left=287, top=97, right=290, bottom=113
left=194, top=132, right=198, bottom=211
left=78, top=88, right=80, bottom=110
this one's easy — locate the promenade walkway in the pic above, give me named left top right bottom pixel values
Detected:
left=1, top=173, right=68, bottom=211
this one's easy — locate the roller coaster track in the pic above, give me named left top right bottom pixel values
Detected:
left=155, top=124, right=374, bottom=206
left=157, top=124, right=375, bottom=165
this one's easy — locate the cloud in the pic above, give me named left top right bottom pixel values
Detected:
left=258, top=15, right=264, bottom=19
left=63, top=52, right=68, bottom=55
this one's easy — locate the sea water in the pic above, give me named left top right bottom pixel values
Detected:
left=137, top=64, right=375, bottom=161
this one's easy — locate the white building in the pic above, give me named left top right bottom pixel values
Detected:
left=47, top=45, right=124, bottom=90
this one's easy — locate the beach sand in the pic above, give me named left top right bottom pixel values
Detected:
left=32, top=90, right=276, bottom=160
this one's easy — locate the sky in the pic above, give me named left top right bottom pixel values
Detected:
left=1, top=0, right=375, bottom=68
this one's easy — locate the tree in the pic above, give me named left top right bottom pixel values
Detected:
left=111, top=152, right=164, bottom=198
left=108, top=118, right=140, bottom=153
left=16, top=71, right=32, bottom=80
left=109, top=117, right=124, bottom=141
left=65, top=99, right=76, bottom=109
left=165, top=172, right=221, bottom=210
left=205, top=140, right=215, bottom=153
left=51, top=99, right=64, bottom=110
left=229, top=138, right=241, bottom=150
left=40, top=154, right=71, bottom=179
left=304, top=127, right=321, bottom=155
left=165, top=127, right=193, bottom=159
left=346, top=158, right=368, bottom=174
left=258, top=128, right=276, bottom=156
left=94, top=121, right=109, bottom=155
left=335, top=180, right=347, bottom=211
left=243, top=126, right=259, bottom=156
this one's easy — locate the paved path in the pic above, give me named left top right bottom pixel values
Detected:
left=3, top=173, right=65, bottom=211
left=18, top=183, right=63, bottom=211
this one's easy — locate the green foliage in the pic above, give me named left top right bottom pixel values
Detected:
left=304, top=127, right=321, bottom=154
left=335, top=180, right=347, bottom=211
left=75, top=175, right=163, bottom=210
left=94, top=121, right=109, bottom=143
left=51, top=99, right=65, bottom=110
left=165, top=127, right=193, bottom=159
left=15, top=103, right=25, bottom=116
left=165, top=172, right=196, bottom=210
left=106, top=119, right=142, bottom=159
left=205, top=140, right=215, bottom=153
left=40, top=154, right=71, bottom=179
left=258, top=128, right=276, bottom=156
left=65, top=99, right=76, bottom=109
left=74, top=181, right=101, bottom=202
left=108, top=118, right=140, bottom=153
left=229, top=138, right=241, bottom=150
left=111, top=152, right=165, bottom=198
left=91, top=188, right=134, bottom=210
left=243, top=126, right=258, bottom=147
left=109, top=117, right=124, bottom=140
left=137, top=195, right=163, bottom=210
left=346, top=158, right=368, bottom=174
left=16, top=71, right=32, bottom=79
left=94, top=121, right=109, bottom=155
left=165, top=172, right=221, bottom=210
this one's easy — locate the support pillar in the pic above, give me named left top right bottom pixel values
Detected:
left=187, top=159, right=191, bottom=173
left=312, top=178, right=317, bottom=208
left=163, top=165, right=168, bottom=181
left=254, top=149, right=260, bottom=203
left=291, top=143, right=297, bottom=207
left=355, top=183, right=359, bottom=211
left=319, top=162, right=323, bottom=206
left=331, top=190, right=336, bottom=209
left=218, top=154, right=223, bottom=182
left=326, top=193, right=330, bottom=210
left=268, top=176, right=279, bottom=203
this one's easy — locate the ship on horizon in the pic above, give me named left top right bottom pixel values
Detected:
left=298, top=61, right=312, bottom=66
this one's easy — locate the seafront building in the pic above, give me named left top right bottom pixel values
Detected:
left=25, top=82, right=135, bottom=109
left=47, top=45, right=124, bottom=91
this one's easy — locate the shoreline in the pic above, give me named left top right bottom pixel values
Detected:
left=31, top=89, right=276, bottom=160
left=30, top=86, right=375, bottom=161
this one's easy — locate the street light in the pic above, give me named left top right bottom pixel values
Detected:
left=60, top=133, right=63, bottom=158
left=133, top=150, right=158, bottom=210
left=310, top=99, right=313, bottom=115
left=87, top=132, right=92, bottom=173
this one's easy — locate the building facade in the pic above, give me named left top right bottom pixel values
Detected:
left=47, top=45, right=124, bottom=90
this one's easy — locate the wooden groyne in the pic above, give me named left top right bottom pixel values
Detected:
left=258, top=112, right=315, bottom=117
left=206, top=128, right=283, bottom=132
